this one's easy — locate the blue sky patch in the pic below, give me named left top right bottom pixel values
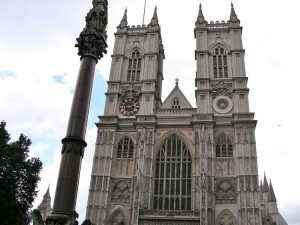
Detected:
left=52, top=74, right=65, bottom=84
left=88, top=71, right=107, bottom=128
left=0, top=70, right=15, bottom=79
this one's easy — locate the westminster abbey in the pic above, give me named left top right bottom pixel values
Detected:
left=84, top=3, right=288, bottom=225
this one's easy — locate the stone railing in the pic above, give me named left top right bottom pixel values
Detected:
left=127, top=25, right=147, bottom=33
left=207, top=21, right=229, bottom=29
left=156, top=108, right=196, bottom=116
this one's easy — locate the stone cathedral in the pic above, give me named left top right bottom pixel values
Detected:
left=84, top=4, right=288, bottom=225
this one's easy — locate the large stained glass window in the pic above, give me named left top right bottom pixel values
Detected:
left=153, top=135, right=192, bottom=210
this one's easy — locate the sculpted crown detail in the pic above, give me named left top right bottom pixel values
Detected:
left=75, top=0, right=108, bottom=60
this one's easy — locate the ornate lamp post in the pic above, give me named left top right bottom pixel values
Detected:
left=33, top=0, right=108, bottom=224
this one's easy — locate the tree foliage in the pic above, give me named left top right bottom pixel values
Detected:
left=0, top=121, right=42, bottom=225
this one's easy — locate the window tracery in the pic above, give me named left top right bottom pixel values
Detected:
left=215, top=179, right=237, bottom=204
left=217, top=209, right=237, bottom=225
left=153, top=135, right=192, bottom=211
left=117, top=137, right=134, bottom=159
left=127, top=50, right=142, bottom=81
left=215, top=133, right=233, bottom=158
left=213, top=46, right=228, bottom=78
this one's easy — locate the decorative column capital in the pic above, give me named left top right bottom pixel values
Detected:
left=75, top=0, right=108, bottom=61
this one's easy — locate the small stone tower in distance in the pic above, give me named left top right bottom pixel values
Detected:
left=36, top=186, right=52, bottom=223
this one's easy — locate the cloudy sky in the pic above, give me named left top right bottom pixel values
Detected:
left=0, top=0, right=299, bottom=224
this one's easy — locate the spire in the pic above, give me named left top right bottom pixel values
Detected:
left=148, top=6, right=159, bottom=26
left=38, top=186, right=52, bottom=209
left=175, top=78, right=179, bottom=87
left=195, top=3, right=207, bottom=25
left=268, top=180, right=277, bottom=202
left=229, top=2, right=240, bottom=23
left=44, top=185, right=50, bottom=198
left=118, top=8, right=128, bottom=28
left=263, top=173, right=269, bottom=193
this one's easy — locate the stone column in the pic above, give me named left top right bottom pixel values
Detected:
left=44, top=0, right=108, bottom=224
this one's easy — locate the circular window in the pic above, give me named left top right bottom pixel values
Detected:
left=217, top=99, right=229, bottom=110
left=213, top=96, right=233, bottom=114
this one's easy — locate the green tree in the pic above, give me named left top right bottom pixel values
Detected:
left=0, top=121, right=42, bottom=225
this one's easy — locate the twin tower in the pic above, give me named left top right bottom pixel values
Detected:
left=85, top=4, right=285, bottom=225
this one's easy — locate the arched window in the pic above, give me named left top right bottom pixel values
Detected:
left=171, top=98, right=180, bottom=109
left=153, top=135, right=192, bottom=210
left=213, top=46, right=228, bottom=78
left=127, top=50, right=142, bottom=81
left=117, top=137, right=134, bottom=159
left=215, top=133, right=233, bottom=158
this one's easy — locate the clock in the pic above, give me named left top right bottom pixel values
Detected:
left=119, top=97, right=140, bottom=116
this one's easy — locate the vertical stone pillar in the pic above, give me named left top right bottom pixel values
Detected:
left=43, top=0, right=108, bottom=224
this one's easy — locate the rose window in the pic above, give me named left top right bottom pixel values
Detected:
left=217, top=99, right=229, bottom=109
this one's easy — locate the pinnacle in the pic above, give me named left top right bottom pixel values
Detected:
left=153, top=6, right=158, bottom=19
left=148, top=6, right=159, bottom=26
left=44, top=185, right=50, bottom=198
left=268, top=180, right=277, bottom=202
left=229, top=2, right=240, bottom=23
left=196, top=3, right=207, bottom=25
left=263, top=172, right=269, bottom=192
left=118, top=8, right=128, bottom=28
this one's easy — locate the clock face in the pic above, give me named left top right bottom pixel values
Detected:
left=119, top=97, right=140, bottom=116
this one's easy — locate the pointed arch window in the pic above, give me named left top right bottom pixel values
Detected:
left=171, top=98, right=180, bottom=109
left=153, top=135, right=192, bottom=211
left=117, top=137, right=134, bottom=159
left=127, top=50, right=142, bottom=81
left=215, top=133, right=233, bottom=158
left=213, top=46, right=228, bottom=78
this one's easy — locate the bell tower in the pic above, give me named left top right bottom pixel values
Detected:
left=86, top=7, right=164, bottom=225
left=194, top=3, right=261, bottom=224
left=104, top=7, right=164, bottom=117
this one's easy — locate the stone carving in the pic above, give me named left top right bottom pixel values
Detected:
left=217, top=209, right=237, bottom=225
left=106, top=209, right=126, bottom=225
left=246, top=176, right=251, bottom=191
left=208, top=32, right=229, bottom=40
left=239, top=176, right=244, bottom=191
left=215, top=179, right=237, bottom=204
left=195, top=131, right=199, bottom=143
left=75, top=0, right=108, bottom=60
left=211, top=82, right=233, bottom=98
left=111, top=180, right=131, bottom=204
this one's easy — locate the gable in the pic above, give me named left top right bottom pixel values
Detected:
left=161, top=85, right=193, bottom=109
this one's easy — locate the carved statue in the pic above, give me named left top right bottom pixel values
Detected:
left=75, top=0, right=108, bottom=60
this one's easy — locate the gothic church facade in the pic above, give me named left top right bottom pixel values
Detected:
left=85, top=4, right=287, bottom=225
